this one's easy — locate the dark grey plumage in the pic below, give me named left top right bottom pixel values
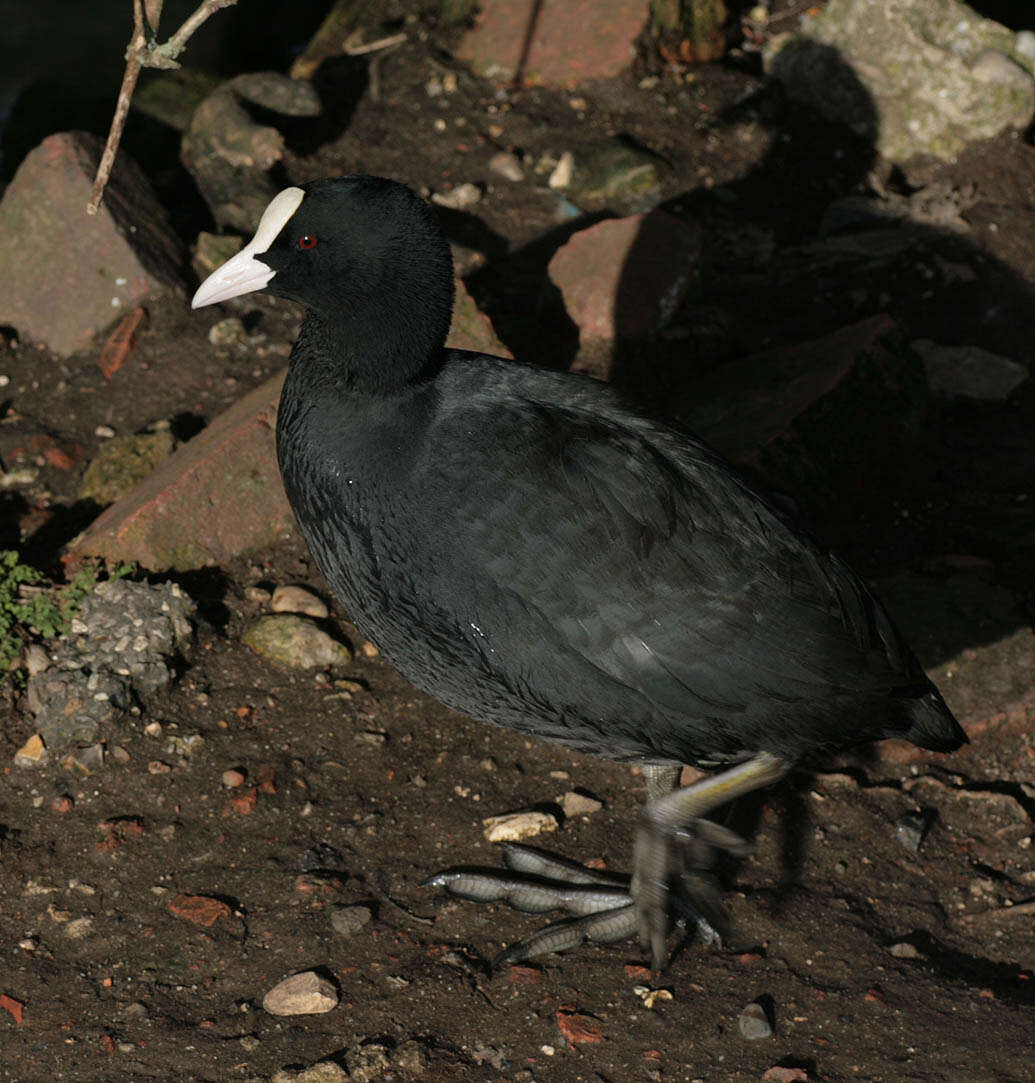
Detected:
left=196, top=175, right=966, bottom=969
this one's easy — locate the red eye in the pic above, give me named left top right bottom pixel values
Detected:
left=298, top=235, right=317, bottom=250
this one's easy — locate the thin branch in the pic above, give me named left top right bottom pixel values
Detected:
left=87, top=0, right=154, bottom=216
left=150, top=0, right=238, bottom=66
left=87, top=0, right=239, bottom=215
left=344, top=31, right=408, bottom=56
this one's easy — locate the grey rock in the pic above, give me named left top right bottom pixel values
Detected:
left=329, top=903, right=373, bottom=937
left=738, top=1000, right=774, bottom=1039
left=271, top=1063, right=348, bottom=1083
left=181, top=73, right=321, bottom=233
left=242, top=614, right=351, bottom=669
left=345, top=1044, right=392, bottom=1083
left=0, top=132, right=185, bottom=356
left=132, top=68, right=223, bottom=133
left=766, top=0, right=1035, bottom=163
left=912, top=340, right=1028, bottom=401
left=563, top=137, right=667, bottom=212
left=78, top=431, right=178, bottom=507
left=896, top=809, right=929, bottom=853
left=26, top=580, right=195, bottom=749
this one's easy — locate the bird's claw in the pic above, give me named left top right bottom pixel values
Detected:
left=632, top=814, right=746, bottom=971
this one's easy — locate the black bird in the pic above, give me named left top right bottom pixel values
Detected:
left=193, top=175, right=967, bottom=970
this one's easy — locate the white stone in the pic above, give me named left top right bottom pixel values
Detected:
left=262, top=971, right=338, bottom=1016
left=482, top=809, right=558, bottom=842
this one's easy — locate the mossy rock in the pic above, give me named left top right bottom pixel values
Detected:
left=79, top=431, right=178, bottom=506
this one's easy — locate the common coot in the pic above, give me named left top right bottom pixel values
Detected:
left=193, top=176, right=966, bottom=970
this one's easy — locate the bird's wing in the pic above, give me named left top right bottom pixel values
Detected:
left=410, top=395, right=919, bottom=758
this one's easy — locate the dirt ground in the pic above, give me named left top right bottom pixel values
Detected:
left=1, top=4, right=1034, bottom=1081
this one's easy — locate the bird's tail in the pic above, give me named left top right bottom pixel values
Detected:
left=904, top=689, right=968, bottom=752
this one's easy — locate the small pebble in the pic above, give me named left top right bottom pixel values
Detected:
left=896, top=809, right=928, bottom=853
left=355, top=730, right=387, bottom=747
left=243, top=614, right=351, bottom=668
left=431, top=182, right=482, bottom=210
left=737, top=1000, right=773, bottom=1040
left=262, top=970, right=339, bottom=1016
left=329, top=904, right=373, bottom=937
left=888, top=941, right=922, bottom=959
left=94, top=424, right=116, bottom=438
left=489, top=151, right=524, bottom=182
left=633, top=985, right=674, bottom=1009
left=222, top=768, right=247, bottom=788
left=482, top=809, right=558, bottom=842
left=14, top=734, right=47, bottom=767
left=271, top=584, right=329, bottom=619
left=560, top=790, right=602, bottom=818
left=548, top=151, right=574, bottom=190
left=207, top=316, right=248, bottom=346
left=64, top=916, right=94, bottom=939
left=24, top=644, right=51, bottom=676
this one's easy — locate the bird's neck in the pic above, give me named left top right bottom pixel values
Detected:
left=289, top=248, right=455, bottom=397
left=287, top=308, right=443, bottom=397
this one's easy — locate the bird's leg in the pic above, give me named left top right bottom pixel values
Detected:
left=643, top=762, right=682, bottom=801
left=633, top=751, right=791, bottom=972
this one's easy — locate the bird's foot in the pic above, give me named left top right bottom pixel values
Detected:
left=632, top=813, right=747, bottom=973
left=425, top=842, right=721, bottom=969
left=632, top=752, right=791, bottom=971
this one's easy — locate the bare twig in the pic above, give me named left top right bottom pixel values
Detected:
left=344, top=31, right=408, bottom=56
left=149, top=0, right=238, bottom=66
left=87, top=0, right=156, bottom=216
left=958, top=899, right=1035, bottom=923
left=87, top=0, right=239, bottom=215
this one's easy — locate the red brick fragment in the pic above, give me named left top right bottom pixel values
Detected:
left=763, top=1069, right=809, bottom=1083
left=507, top=965, right=542, bottom=985
left=97, top=306, right=147, bottom=380
left=30, top=434, right=84, bottom=472
left=169, top=893, right=232, bottom=928
left=0, top=994, right=25, bottom=1024
left=255, top=765, right=278, bottom=795
left=224, top=788, right=259, bottom=816
left=556, top=1009, right=604, bottom=1045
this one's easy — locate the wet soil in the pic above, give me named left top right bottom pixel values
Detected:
left=1, top=5, right=1034, bottom=1081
